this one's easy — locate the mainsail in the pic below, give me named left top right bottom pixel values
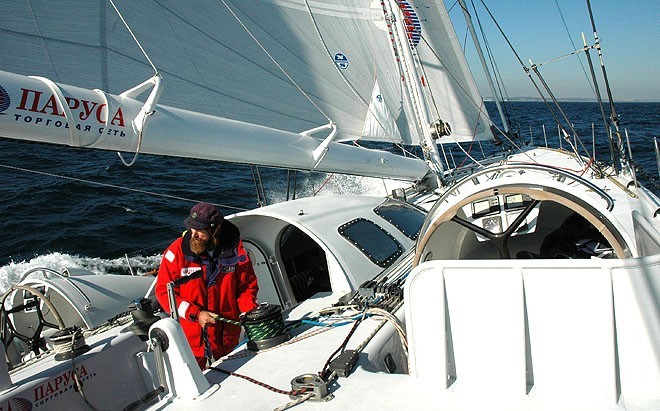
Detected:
left=1, top=0, right=492, bottom=177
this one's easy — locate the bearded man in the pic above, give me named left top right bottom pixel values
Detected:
left=155, top=202, right=259, bottom=369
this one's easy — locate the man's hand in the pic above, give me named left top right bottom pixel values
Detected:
left=198, top=310, right=218, bottom=328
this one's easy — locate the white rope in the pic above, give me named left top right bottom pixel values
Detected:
left=365, top=308, right=408, bottom=352
left=51, top=331, right=86, bottom=357
left=274, top=392, right=314, bottom=411
left=117, top=114, right=147, bottom=167
left=70, top=336, right=98, bottom=411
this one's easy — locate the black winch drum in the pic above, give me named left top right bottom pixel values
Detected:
left=241, top=303, right=290, bottom=351
left=50, top=326, right=90, bottom=361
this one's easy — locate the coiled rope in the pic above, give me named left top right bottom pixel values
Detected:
left=242, top=316, right=286, bottom=343
left=51, top=328, right=86, bottom=357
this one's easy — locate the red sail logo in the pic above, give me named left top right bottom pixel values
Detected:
left=15, top=88, right=125, bottom=127
left=0, top=85, right=10, bottom=114
left=397, top=1, right=422, bottom=48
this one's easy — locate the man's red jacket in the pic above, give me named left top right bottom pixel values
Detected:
left=155, top=225, right=258, bottom=360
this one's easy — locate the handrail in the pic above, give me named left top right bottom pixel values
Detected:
left=18, top=267, right=93, bottom=311
left=445, top=162, right=614, bottom=211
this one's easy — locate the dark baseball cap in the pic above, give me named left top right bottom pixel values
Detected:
left=183, top=202, right=224, bottom=230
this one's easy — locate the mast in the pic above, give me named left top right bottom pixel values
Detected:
left=457, top=0, right=510, bottom=134
left=383, top=0, right=446, bottom=184
left=585, top=0, right=625, bottom=174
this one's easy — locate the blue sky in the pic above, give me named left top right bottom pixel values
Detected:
left=445, top=0, right=659, bottom=101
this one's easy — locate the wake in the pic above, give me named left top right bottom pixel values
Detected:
left=0, top=252, right=160, bottom=293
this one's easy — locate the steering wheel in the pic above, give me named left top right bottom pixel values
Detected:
left=0, top=284, right=65, bottom=357
left=450, top=199, right=540, bottom=259
left=415, top=179, right=631, bottom=266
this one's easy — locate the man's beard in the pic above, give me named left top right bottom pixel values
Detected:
left=190, top=236, right=214, bottom=255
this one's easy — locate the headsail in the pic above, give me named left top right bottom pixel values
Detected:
left=411, top=0, right=493, bottom=143
left=361, top=79, right=402, bottom=142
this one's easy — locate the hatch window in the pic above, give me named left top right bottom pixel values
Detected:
left=374, top=200, right=426, bottom=240
left=338, top=218, right=403, bottom=268
left=279, top=225, right=331, bottom=303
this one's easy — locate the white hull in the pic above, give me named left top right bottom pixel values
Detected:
left=0, top=148, right=657, bottom=411
left=0, top=1, right=658, bottom=410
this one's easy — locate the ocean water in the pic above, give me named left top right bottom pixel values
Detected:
left=0, top=101, right=658, bottom=289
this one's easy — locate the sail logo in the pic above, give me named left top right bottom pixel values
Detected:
left=0, top=85, right=10, bottom=114
left=32, top=364, right=96, bottom=407
left=0, top=397, right=33, bottom=411
left=7, top=87, right=128, bottom=137
left=398, top=1, right=422, bottom=48
left=334, top=53, right=349, bottom=70
left=15, top=88, right=125, bottom=127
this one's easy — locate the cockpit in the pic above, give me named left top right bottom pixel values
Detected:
left=415, top=164, right=632, bottom=264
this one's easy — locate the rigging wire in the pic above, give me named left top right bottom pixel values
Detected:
left=108, top=0, right=159, bottom=75
left=554, top=0, right=596, bottom=96
left=585, top=0, right=626, bottom=175
left=471, top=0, right=614, bottom=178
left=472, top=0, right=589, bottom=165
left=528, top=65, right=591, bottom=163
left=219, top=0, right=330, bottom=123
left=26, top=1, right=59, bottom=82
left=0, top=163, right=247, bottom=212
left=250, top=166, right=268, bottom=207
left=468, top=0, right=514, bottom=127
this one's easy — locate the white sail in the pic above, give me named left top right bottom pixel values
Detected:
left=411, top=0, right=493, bottom=142
left=0, top=0, right=492, bottom=149
left=361, top=79, right=402, bottom=141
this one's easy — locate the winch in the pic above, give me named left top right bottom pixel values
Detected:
left=51, top=326, right=89, bottom=361
left=241, top=303, right=290, bottom=351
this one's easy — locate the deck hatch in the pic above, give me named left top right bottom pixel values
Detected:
left=374, top=199, right=426, bottom=240
left=338, top=218, right=403, bottom=268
